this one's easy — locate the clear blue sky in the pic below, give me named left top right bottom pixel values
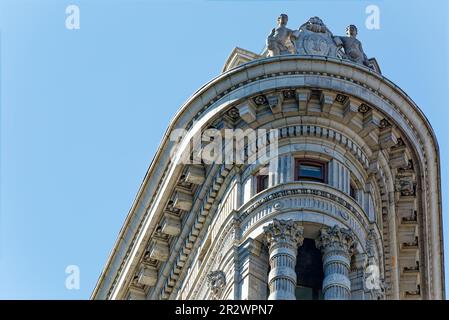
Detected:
left=0, top=0, right=447, bottom=299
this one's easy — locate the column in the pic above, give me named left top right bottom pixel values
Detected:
left=316, top=225, right=356, bottom=300
left=263, top=219, right=304, bottom=300
left=328, top=159, right=350, bottom=195
left=238, top=238, right=269, bottom=300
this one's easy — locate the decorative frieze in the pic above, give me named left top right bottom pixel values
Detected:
left=244, top=187, right=360, bottom=217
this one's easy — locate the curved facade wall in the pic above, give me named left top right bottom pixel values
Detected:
left=92, top=55, right=444, bottom=300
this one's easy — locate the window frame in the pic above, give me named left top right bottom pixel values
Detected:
left=294, top=159, right=327, bottom=183
left=349, top=182, right=358, bottom=200
left=256, top=174, right=269, bottom=193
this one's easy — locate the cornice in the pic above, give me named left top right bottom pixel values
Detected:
left=92, top=55, right=443, bottom=300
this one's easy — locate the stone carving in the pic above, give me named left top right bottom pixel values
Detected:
left=264, top=16, right=373, bottom=67
left=245, top=188, right=360, bottom=216
left=206, top=270, right=226, bottom=300
left=253, top=94, right=268, bottom=106
left=365, top=229, right=379, bottom=267
left=366, top=229, right=377, bottom=258
left=266, top=14, right=297, bottom=57
left=395, top=174, right=415, bottom=196
left=358, top=103, right=371, bottom=113
left=263, top=219, right=304, bottom=247
left=334, top=25, right=371, bottom=67
left=367, top=277, right=386, bottom=300
left=316, top=225, right=356, bottom=253
left=294, top=16, right=340, bottom=58
left=264, top=219, right=304, bottom=300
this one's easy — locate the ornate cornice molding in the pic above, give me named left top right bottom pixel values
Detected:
left=92, top=56, right=443, bottom=300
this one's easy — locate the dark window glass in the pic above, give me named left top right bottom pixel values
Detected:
left=295, top=238, right=324, bottom=300
left=257, top=175, right=269, bottom=193
left=350, top=183, right=357, bottom=200
left=295, top=160, right=326, bottom=182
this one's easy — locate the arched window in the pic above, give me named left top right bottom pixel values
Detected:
left=295, top=238, right=324, bottom=300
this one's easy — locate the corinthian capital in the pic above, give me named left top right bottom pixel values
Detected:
left=316, top=225, right=356, bottom=253
left=263, top=219, right=304, bottom=247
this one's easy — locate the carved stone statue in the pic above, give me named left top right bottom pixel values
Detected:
left=294, top=16, right=340, bottom=58
left=263, top=16, right=375, bottom=68
left=206, top=270, right=226, bottom=300
left=266, top=14, right=297, bottom=56
left=335, top=25, right=371, bottom=67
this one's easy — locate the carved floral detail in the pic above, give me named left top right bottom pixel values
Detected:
left=358, top=103, right=370, bottom=113
left=253, top=95, right=268, bottom=106
left=282, top=89, right=296, bottom=100
left=379, top=119, right=391, bottom=129
left=316, top=225, right=356, bottom=253
left=263, top=219, right=304, bottom=248
left=226, top=107, right=240, bottom=120
left=336, top=94, right=348, bottom=104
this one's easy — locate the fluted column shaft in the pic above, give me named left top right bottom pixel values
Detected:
left=264, top=219, right=304, bottom=300
left=316, top=226, right=355, bottom=300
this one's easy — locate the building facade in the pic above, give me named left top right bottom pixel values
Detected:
left=92, top=16, right=445, bottom=300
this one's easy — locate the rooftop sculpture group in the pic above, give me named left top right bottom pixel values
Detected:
left=266, top=14, right=371, bottom=68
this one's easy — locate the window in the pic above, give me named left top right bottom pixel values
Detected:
left=295, top=160, right=326, bottom=183
left=256, top=166, right=269, bottom=193
left=257, top=175, right=269, bottom=193
left=295, top=239, right=324, bottom=300
left=256, top=175, right=269, bottom=193
left=350, top=183, right=357, bottom=200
